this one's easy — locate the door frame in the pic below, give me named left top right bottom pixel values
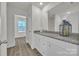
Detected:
left=14, top=15, right=27, bottom=38
left=0, top=2, right=7, bottom=56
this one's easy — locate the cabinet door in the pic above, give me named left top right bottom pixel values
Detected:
left=50, top=38, right=77, bottom=55
left=33, top=34, right=77, bottom=56
left=47, top=44, right=68, bottom=56
left=34, top=34, right=40, bottom=49
left=34, top=34, right=49, bottom=56
left=47, top=38, right=77, bottom=56
left=39, top=36, right=49, bottom=55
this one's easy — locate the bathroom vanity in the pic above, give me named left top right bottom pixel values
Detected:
left=31, top=2, right=79, bottom=56
left=33, top=31, right=79, bottom=56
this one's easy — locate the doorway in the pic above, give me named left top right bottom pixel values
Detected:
left=7, top=15, right=41, bottom=56
left=7, top=15, right=29, bottom=56
left=14, top=15, right=27, bottom=38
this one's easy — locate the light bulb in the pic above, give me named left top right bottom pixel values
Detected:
left=40, top=2, right=43, bottom=5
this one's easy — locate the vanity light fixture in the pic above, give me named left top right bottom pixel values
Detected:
left=40, top=2, right=43, bottom=5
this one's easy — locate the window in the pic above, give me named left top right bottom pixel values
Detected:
left=18, top=18, right=26, bottom=32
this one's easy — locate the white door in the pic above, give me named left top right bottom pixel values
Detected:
left=0, top=2, right=7, bottom=56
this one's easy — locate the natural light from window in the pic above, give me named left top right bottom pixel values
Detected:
left=18, top=19, right=26, bottom=32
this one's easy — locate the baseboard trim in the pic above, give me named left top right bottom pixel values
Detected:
left=15, top=36, right=26, bottom=39
left=26, top=43, right=42, bottom=56
left=33, top=48, right=42, bottom=56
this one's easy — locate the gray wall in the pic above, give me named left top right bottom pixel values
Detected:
left=7, top=2, right=32, bottom=48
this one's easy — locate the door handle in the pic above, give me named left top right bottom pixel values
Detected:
left=0, top=40, right=8, bottom=45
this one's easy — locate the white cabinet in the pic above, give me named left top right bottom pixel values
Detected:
left=33, top=34, right=41, bottom=50
left=47, top=38, right=77, bottom=56
left=39, top=36, right=49, bottom=55
left=33, top=33, right=77, bottom=56
left=34, top=34, right=48, bottom=55
left=50, top=38, right=77, bottom=56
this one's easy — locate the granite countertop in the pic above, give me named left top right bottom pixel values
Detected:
left=34, top=31, right=79, bottom=45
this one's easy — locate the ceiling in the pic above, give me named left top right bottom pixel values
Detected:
left=32, top=2, right=49, bottom=8
left=48, top=2, right=79, bottom=15
left=7, top=2, right=50, bottom=9
left=8, top=2, right=79, bottom=15
left=7, top=2, right=32, bottom=11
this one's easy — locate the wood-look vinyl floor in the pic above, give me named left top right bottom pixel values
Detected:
left=7, top=37, right=42, bottom=56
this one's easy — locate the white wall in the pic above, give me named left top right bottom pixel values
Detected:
left=47, top=2, right=79, bottom=33
left=78, top=19, right=79, bottom=33
left=31, top=3, right=61, bottom=32
left=55, top=15, right=62, bottom=32
left=31, top=5, right=49, bottom=48
left=32, top=5, right=41, bottom=31
left=1, top=2, right=7, bottom=43
left=31, top=5, right=41, bottom=48
left=32, top=5, right=49, bottom=31
left=43, top=2, right=61, bottom=12
left=41, top=9, right=48, bottom=30
left=0, top=2, right=1, bottom=55
left=48, top=14, right=55, bottom=31
left=55, top=12, right=79, bottom=33
left=15, top=15, right=27, bottom=38
left=0, top=2, right=7, bottom=56
left=41, top=2, right=61, bottom=31
left=7, top=3, right=32, bottom=48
